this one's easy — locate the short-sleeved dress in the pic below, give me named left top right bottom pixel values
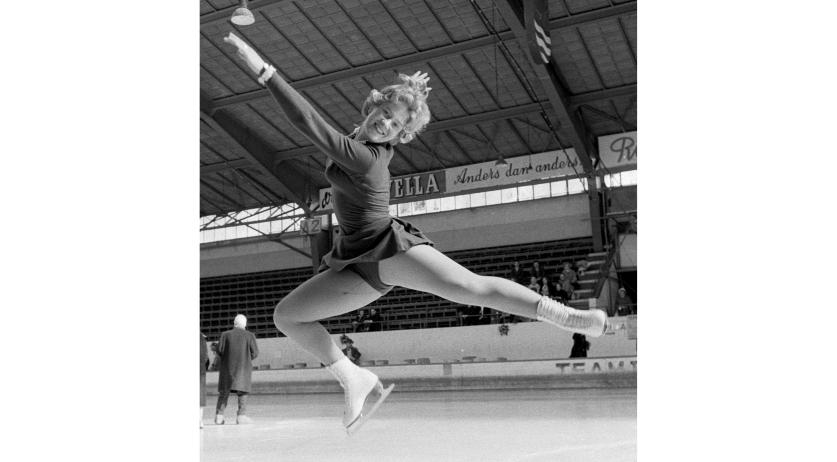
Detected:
left=264, top=74, right=433, bottom=280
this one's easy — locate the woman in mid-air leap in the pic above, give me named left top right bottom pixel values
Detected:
left=223, top=32, right=610, bottom=435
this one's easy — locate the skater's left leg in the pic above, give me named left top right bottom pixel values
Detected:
left=380, top=245, right=607, bottom=336
left=379, top=244, right=541, bottom=318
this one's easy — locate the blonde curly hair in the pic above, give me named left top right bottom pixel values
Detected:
left=360, top=73, right=432, bottom=144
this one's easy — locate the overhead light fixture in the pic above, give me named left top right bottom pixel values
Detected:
left=495, top=156, right=508, bottom=166
left=231, top=0, right=255, bottom=26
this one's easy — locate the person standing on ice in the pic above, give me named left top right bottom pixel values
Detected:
left=222, top=32, right=611, bottom=435
left=214, top=314, right=258, bottom=425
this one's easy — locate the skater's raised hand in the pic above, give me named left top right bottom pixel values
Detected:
left=223, top=32, right=265, bottom=75
left=403, top=71, right=431, bottom=97
left=409, top=71, right=429, bottom=85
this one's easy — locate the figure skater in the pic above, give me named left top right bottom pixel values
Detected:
left=222, top=32, right=610, bottom=435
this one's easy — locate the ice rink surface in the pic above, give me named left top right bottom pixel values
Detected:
left=201, top=388, right=636, bottom=462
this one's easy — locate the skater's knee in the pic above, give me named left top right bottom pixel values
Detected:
left=273, top=300, right=301, bottom=328
left=439, top=274, right=490, bottom=303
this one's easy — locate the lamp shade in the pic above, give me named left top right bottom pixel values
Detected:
left=231, top=1, right=255, bottom=26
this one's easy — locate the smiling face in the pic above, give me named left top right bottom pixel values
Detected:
left=358, top=101, right=411, bottom=144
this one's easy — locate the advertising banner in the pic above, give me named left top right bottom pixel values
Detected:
left=597, top=131, right=637, bottom=170
left=317, top=148, right=586, bottom=213
left=553, top=357, right=637, bottom=374
left=318, top=170, right=447, bottom=213
left=446, top=148, right=582, bottom=193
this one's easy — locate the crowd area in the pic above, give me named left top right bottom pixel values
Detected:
left=507, top=260, right=588, bottom=304
left=338, top=259, right=637, bottom=331
left=506, top=259, right=636, bottom=318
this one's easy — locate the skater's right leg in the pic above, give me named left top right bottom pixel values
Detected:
left=273, top=269, right=391, bottom=433
left=273, top=268, right=383, bottom=364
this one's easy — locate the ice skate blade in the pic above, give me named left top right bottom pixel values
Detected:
left=345, top=383, right=394, bottom=436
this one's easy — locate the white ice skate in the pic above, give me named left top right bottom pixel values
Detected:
left=327, top=356, right=395, bottom=436
left=536, top=296, right=608, bottom=337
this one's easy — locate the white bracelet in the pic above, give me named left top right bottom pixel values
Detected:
left=257, top=64, right=276, bottom=87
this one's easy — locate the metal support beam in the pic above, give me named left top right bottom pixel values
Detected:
left=495, top=0, right=608, bottom=250
left=200, top=93, right=314, bottom=215
left=201, top=158, right=252, bottom=174
left=569, top=83, right=636, bottom=108
left=266, top=101, right=549, bottom=162
left=201, top=195, right=313, bottom=258
left=206, top=2, right=637, bottom=111
left=494, top=0, right=596, bottom=169
left=261, top=84, right=633, bottom=164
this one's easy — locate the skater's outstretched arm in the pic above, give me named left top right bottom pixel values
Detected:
left=223, top=33, right=379, bottom=173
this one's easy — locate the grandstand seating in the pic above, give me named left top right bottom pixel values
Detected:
left=200, top=237, right=595, bottom=340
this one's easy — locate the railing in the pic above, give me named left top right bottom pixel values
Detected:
left=609, top=303, right=637, bottom=317
left=592, top=246, right=619, bottom=299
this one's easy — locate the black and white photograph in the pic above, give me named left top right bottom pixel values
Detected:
left=7, top=1, right=836, bottom=461
left=199, top=0, right=636, bottom=460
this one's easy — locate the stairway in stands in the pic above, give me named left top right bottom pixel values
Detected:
left=567, top=249, right=610, bottom=310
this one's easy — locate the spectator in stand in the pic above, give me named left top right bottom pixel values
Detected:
left=215, top=314, right=259, bottom=425
left=353, top=309, right=370, bottom=332
left=615, top=287, right=634, bottom=316
left=527, top=276, right=541, bottom=293
left=508, top=261, right=528, bottom=285
left=539, top=283, right=552, bottom=298
left=558, top=273, right=574, bottom=300
left=562, top=261, right=579, bottom=292
left=539, top=276, right=553, bottom=296
left=340, top=335, right=362, bottom=365
left=529, top=261, right=545, bottom=280
left=576, top=259, right=589, bottom=277
left=554, top=283, right=570, bottom=304
left=570, top=333, right=590, bottom=358
left=368, top=308, right=383, bottom=331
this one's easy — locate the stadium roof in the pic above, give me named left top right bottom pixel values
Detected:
left=200, top=0, right=636, bottom=217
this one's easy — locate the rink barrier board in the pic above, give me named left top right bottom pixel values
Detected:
left=205, top=356, right=637, bottom=394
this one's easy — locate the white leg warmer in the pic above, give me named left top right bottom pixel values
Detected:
left=536, top=296, right=607, bottom=337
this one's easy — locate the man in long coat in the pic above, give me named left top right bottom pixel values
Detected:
left=215, top=314, right=259, bottom=425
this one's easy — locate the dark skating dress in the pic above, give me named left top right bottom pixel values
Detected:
left=264, top=74, right=434, bottom=276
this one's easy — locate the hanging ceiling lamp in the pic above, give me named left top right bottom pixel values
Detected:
left=490, top=2, right=508, bottom=170
left=231, top=0, right=255, bottom=26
